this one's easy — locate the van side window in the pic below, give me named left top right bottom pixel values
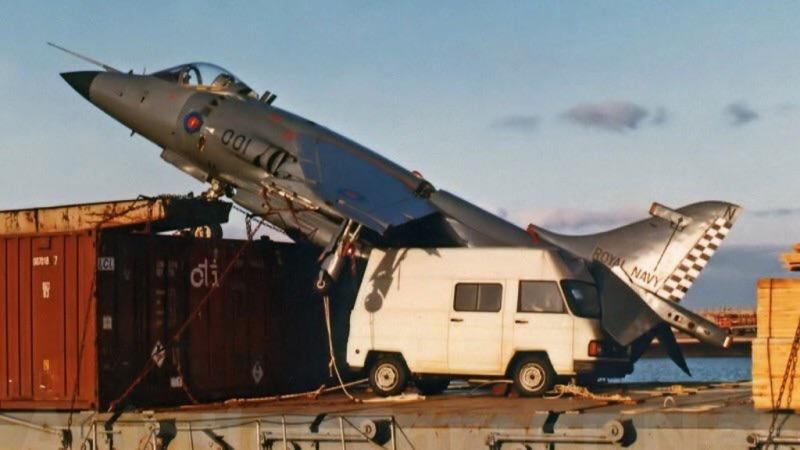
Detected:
left=518, top=281, right=565, bottom=313
left=454, top=283, right=502, bottom=312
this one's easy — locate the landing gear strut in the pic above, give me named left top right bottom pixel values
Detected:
left=200, top=179, right=234, bottom=201
left=314, top=219, right=363, bottom=293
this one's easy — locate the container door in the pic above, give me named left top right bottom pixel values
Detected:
left=513, top=281, right=573, bottom=373
left=448, top=282, right=504, bottom=374
left=31, top=236, right=67, bottom=401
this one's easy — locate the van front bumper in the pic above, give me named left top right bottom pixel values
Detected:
left=574, top=359, right=633, bottom=378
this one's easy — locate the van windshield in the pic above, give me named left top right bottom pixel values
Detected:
left=560, top=280, right=601, bottom=319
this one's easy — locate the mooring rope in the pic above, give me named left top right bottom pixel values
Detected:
left=323, top=294, right=360, bottom=402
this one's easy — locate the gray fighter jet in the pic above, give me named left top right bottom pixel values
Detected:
left=56, top=44, right=741, bottom=374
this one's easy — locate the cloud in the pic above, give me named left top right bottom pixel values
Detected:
left=492, top=115, right=540, bottom=132
left=776, top=103, right=799, bottom=114
left=563, top=101, right=649, bottom=132
left=753, top=207, right=800, bottom=218
left=682, top=244, right=789, bottom=307
left=725, top=101, right=759, bottom=126
left=496, top=208, right=510, bottom=219
left=651, top=106, right=669, bottom=125
left=508, top=207, right=643, bottom=233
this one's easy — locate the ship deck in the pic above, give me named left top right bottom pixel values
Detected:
left=0, top=381, right=795, bottom=449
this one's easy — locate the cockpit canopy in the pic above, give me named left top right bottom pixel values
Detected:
left=153, top=62, right=256, bottom=98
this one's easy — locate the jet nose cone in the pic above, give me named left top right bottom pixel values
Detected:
left=60, top=71, right=100, bottom=101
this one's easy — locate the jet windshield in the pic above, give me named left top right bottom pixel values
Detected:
left=153, top=62, right=256, bottom=97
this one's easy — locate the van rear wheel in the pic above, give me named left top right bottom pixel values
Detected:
left=369, top=355, right=408, bottom=397
left=512, top=355, right=555, bottom=397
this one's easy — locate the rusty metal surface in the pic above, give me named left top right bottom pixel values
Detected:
left=0, top=229, right=362, bottom=411
left=0, top=382, right=775, bottom=449
left=0, top=196, right=231, bottom=236
left=93, top=233, right=356, bottom=411
left=0, top=232, right=98, bottom=410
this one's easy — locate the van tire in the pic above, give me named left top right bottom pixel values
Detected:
left=415, top=377, right=450, bottom=396
left=368, top=355, right=408, bottom=397
left=512, top=355, right=555, bottom=397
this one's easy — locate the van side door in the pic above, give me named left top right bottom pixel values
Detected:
left=513, top=281, right=574, bottom=374
left=448, top=282, right=504, bottom=374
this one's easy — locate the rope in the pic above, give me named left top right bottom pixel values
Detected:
left=107, top=218, right=266, bottom=412
left=323, top=295, right=360, bottom=402
left=175, top=357, right=200, bottom=405
left=219, top=378, right=368, bottom=407
left=545, top=383, right=633, bottom=403
left=765, top=315, right=800, bottom=448
left=67, top=196, right=161, bottom=438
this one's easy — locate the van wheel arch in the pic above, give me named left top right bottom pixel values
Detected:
left=364, top=351, right=409, bottom=373
left=506, top=351, right=553, bottom=377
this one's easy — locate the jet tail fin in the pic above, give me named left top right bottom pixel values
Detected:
left=531, top=201, right=742, bottom=348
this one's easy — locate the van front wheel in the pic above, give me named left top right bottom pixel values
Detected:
left=369, top=355, right=408, bottom=397
left=513, top=355, right=555, bottom=397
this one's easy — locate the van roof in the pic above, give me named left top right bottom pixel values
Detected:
left=366, top=247, right=594, bottom=283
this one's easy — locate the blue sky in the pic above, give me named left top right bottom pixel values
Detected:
left=0, top=1, right=797, bottom=305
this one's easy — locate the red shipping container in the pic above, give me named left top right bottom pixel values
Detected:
left=0, top=231, right=358, bottom=411
left=0, top=231, right=97, bottom=409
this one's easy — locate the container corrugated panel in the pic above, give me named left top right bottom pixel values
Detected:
left=1, top=230, right=358, bottom=411
left=95, top=234, right=358, bottom=410
left=0, top=231, right=98, bottom=409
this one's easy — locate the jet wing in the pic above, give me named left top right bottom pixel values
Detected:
left=294, top=134, right=436, bottom=233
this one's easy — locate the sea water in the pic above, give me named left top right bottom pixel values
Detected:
left=613, top=357, right=751, bottom=383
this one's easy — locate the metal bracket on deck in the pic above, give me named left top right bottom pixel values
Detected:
left=747, top=433, right=800, bottom=449
left=60, top=429, right=73, bottom=449
left=203, top=429, right=233, bottom=450
left=486, top=419, right=636, bottom=449
left=260, top=417, right=392, bottom=449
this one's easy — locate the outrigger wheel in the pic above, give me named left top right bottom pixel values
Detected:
left=314, top=271, right=334, bottom=294
left=191, top=224, right=223, bottom=239
left=512, top=355, right=556, bottom=397
left=314, top=219, right=363, bottom=294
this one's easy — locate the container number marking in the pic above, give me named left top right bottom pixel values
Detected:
left=97, top=257, right=115, bottom=272
left=42, top=281, right=51, bottom=299
left=191, top=253, right=219, bottom=288
left=33, top=255, right=57, bottom=266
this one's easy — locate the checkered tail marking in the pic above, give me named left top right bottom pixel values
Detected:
left=656, top=217, right=732, bottom=302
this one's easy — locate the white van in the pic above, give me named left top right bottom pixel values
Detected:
left=346, top=247, right=632, bottom=397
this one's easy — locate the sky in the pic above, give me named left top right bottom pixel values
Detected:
left=0, top=1, right=797, bottom=306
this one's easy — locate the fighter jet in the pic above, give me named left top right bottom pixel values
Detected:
left=55, top=44, right=741, bottom=374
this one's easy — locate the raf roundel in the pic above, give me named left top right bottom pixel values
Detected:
left=183, top=112, right=204, bottom=134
